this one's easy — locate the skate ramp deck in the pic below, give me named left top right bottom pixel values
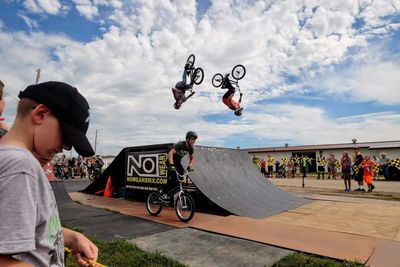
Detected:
left=182, top=146, right=311, bottom=219
left=50, top=180, right=110, bottom=221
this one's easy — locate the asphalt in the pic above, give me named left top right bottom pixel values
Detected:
left=59, top=178, right=293, bottom=266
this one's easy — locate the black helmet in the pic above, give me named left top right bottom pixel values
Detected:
left=186, top=131, right=198, bottom=140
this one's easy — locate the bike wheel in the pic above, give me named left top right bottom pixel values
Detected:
left=88, top=172, right=95, bottom=181
left=193, top=67, right=204, bottom=85
left=186, top=54, right=195, bottom=69
left=146, top=192, right=163, bottom=216
left=212, top=73, right=223, bottom=87
left=175, top=193, right=195, bottom=222
left=232, top=64, right=246, bottom=80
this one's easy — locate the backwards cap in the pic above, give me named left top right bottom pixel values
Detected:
left=18, top=81, right=94, bottom=157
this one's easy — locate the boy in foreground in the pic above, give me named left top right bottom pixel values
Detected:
left=0, top=81, right=98, bottom=266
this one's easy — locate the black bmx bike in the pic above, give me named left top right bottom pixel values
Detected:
left=146, top=169, right=195, bottom=223
left=88, top=166, right=101, bottom=181
left=212, top=64, right=246, bottom=91
left=185, top=54, right=204, bottom=86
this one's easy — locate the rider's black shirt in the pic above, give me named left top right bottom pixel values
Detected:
left=172, top=141, right=194, bottom=164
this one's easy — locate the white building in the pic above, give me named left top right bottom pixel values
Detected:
left=245, top=140, right=400, bottom=172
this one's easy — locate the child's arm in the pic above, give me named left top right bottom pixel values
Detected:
left=0, top=255, right=32, bottom=266
left=62, top=227, right=98, bottom=266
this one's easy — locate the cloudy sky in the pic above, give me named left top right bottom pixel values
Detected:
left=1, top=0, right=400, bottom=155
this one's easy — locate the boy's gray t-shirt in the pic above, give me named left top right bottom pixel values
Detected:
left=0, top=146, right=64, bottom=266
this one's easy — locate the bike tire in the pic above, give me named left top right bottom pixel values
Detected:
left=186, top=54, right=195, bottom=69
left=88, top=173, right=95, bottom=181
left=193, top=67, right=204, bottom=85
left=212, top=73, right=223, bottom=88
left=232, top=64, right=246, bottom=80
left=146, top=192, right=163, bottom=216
left=175, top=193, right=195, bottom=223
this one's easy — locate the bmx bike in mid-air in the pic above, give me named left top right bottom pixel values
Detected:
left=146, top=169, right=195, bottom=223
left=212, top=64, right=246, bottom=92
left=185, top=54, right=204, bottom=86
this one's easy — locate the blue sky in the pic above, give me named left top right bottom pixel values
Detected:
left=1, top=0, right=400, bottom=155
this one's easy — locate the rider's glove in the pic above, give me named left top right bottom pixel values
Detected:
left=169, top=164, right=175, bottom=171
left=240, top=93, right=243, bottom=96
left=187, top=166, right=194, bottom=172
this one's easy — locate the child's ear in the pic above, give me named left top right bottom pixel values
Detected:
left=31, top=104, right=51, bottom=123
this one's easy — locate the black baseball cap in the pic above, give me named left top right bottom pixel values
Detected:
left=18, top=81, right=95, bottom=157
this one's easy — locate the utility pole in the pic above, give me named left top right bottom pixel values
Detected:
left=35, top=69, right=41, bottom=84
left=94, top=129, right=98, bottom=155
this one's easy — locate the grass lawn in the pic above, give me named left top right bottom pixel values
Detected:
left=272, top=252, right=365, bottom=267
left=65, top=238, right=185, bottom=267
left=65, top=235, right=365, bottom=267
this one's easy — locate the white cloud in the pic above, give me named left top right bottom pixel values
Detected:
left=74, top=0, right=99, bottom=20
left=23, top=0, right=62, bottom=15
left=1, top=0, right=400, bottom=154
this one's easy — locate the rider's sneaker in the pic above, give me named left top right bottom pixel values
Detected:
left=160, top=194, right=170, bottom=202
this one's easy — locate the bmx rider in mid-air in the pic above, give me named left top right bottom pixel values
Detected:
left=221, top=74, right=243, bottom=116
left=172, top=64, right=196, bottom=109
left=160, top=131, right=198, bottom=201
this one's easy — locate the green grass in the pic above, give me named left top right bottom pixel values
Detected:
left=272, top=252, right=365, bottom=267
left=65, top=238, right=185, bottom=267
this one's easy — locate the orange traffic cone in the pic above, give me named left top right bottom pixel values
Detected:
left=104, top=176, right=113, bottom=197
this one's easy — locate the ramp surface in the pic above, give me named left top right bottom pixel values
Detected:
left=183, top=146, right=311, bottom=218
left=52, top=180, right=174, bottom=240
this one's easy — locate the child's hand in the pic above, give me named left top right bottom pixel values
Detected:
left=63, top=228, right=99, bottom=266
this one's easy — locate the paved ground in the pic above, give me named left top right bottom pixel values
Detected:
left=269, top=177, right=400, bottom=193
left=62, top=177, right=400, bottom=267
left=61, top=178, right=293, bottom=267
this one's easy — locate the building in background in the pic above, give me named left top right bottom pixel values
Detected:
left=245, top=140, right=400, bottom=173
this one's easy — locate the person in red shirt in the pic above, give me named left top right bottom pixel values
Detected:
left=260, top=158, right=267, bottom=176
left=361, top=155, right=376, bottom=192
left=221, top=74, right=243, bottom=116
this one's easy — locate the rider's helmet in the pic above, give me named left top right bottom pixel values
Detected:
left=173, top=102, right=181, bottom=109
left=186, top=131, right=198, bottom=140
left=234, top=108, right=242, bottom=116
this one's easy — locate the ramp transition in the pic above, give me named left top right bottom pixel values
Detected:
left=183, top=146, right=311, bottom=219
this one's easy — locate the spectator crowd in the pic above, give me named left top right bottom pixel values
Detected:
left=254, top=150, right=400, bottom=192
left=52, top=154, right=104, bottom=180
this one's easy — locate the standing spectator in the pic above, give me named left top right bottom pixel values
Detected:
left=317, top=150, right=326, bottom=179
left=300, top=154, right=308, bottom=179
left=293, top=154, right=300, bottom=177
left=267, top=155, right=274, bottom=178
left=260, top=158, right=267, bottom=176
left=287, top=157, right=294, bottom=178
left=341, top=151, right=352, bottom=192
left=274, top=160, right=280, bottom=178
left=327, top=153, right=337, bottom=179
left=379, top=153, right=391, bottom=181
left=361, top=155, right=376, bottom=192
left=0, top=80, right=8, bottom=138
left=353, top=148, right=365, bottom=192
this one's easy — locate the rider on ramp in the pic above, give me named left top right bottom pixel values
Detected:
left=160, top=131, right=198, bottom=201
